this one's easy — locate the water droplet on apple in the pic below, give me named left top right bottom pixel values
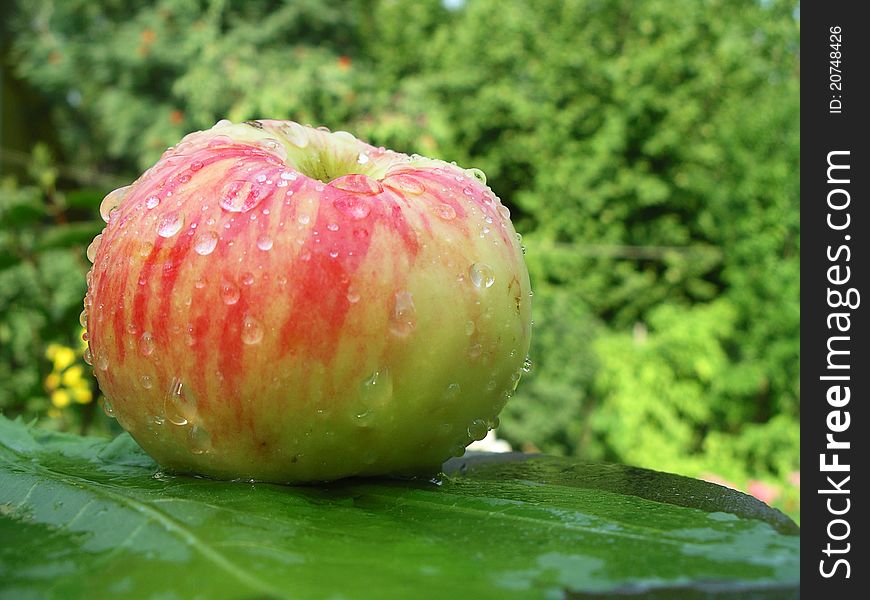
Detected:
left=101, top=397, right=115, bottom=418
left=138, top=241, right=154, bottom=258
left=522, top=356, right=533, bottom=373
left=386, top=174, right=425, bottom=195
left=219, top=180, right=266, bottom=213
left=467, top=418, right=488, bottom=441
left=469, top=263, right=495, bottom=288
left=211, top=119, right=233, bottom=129
left=157, top=212, right=184, bottom=238
left=389, top=291, right=416, bottom=337
left=333, top=174, right=384, bottom=195
left=346, top=288, right=360, bottom=303
left=256, top=235, right=273, bottom=251
left=327, top=222, right=339, bottom=232
left=139, top=332, right=155, bottom=356
left=165, top=377, right=196, bottom=426
left=357, top=152, right=369, bottom=165
left=282, top=122, right=309, bottom=148
left=221, top=280, right=240, bottom=305
left=140, top=374, right=153, bottom=389
left=95, top=352, right=109, bottom=371
left=443, top=383, right=461, bottom=401
left=190, top=160, right=204, bottom=172
left=188, top=425, right=212, bottom=455
left=334, top=195, right=372, bottom=220
left=466, top=168, right=487, bottom=184
left=79, top=309, right=88, bottom=328
left=280, top=170, right=298, bottom=181
left=86, top=234, right=102, bottom=263
left=462, top=186, right=474, bottom=196
left=194, top=230, right=219, bottom=255
left=358, top=369, right=394, bottom=419
left=83, top=347, right=93, bottom=365
left=297, top=213, right=311, bottom=225
left=241, top=272, right=255, bottom=286
left=146, top=196, right=160, bottom=209
left=434, top=204, right=456, bottom=220
left=241, top=315, right=264, bottom=345
left=497, top=204, right=511, bottom=220
left=100, top=186, right=129, bottom=222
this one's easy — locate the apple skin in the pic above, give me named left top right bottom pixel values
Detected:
left=84, top=119, right=532, bottom=483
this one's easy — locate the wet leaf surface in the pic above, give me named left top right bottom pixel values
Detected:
left=0, top=417, right=798, bottom=599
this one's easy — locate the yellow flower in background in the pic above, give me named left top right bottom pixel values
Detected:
left=44, top=338, right=95, bottom=416
left=51, top=389, right=71, bottom=408
left=45, top=372, right=61, bottom=391
left=47, top=344, right=76, bottom=372
left=62, top=364, right=85, bottom=388
left=71, top=385, right=93, bottom=405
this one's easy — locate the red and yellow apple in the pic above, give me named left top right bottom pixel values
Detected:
left=84, top=119, right=532, bottom=483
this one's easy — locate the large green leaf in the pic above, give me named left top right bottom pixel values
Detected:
left=0, top=416, right=798, bottom=599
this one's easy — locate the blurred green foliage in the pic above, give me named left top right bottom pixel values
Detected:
left=1, top=0, right=799, bottom=517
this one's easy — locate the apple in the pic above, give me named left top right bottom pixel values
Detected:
left=83, top=119, right=532, bottom=483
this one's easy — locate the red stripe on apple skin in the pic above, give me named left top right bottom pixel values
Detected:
left=393, top=167, right=518, bottom=262
left=90, top=140, right=287, bottom=422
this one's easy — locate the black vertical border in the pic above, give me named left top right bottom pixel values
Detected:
left=802, top=2, right=868, bottom=596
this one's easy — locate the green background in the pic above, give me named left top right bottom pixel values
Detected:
left=0, top=0, right=800, bottom=520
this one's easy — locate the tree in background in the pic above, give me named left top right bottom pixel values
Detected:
left=2, top=0, right=800, bottom=516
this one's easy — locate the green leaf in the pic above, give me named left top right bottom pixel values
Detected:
left=34, top=222, right=103, bottom=252
left=0, top=416, right=797, bottom=599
